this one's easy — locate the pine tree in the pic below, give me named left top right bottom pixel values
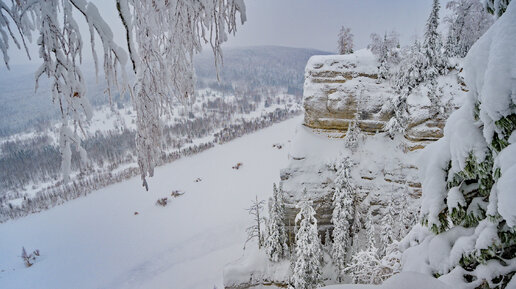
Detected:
left=385, top=92, right=410, bottom=138
left=292, top=196, right=323, bottom=289
left=394, top=0, right=447, bottom=101
left=331, top=156, right=355, bottom=281
left=422, top=0, right=447, bottom=79
left=265, top=183, right=288, bottom=262
left=324, top=229, right=332, bottom=252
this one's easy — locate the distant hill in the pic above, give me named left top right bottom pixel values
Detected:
left=195, top=45, right=332, bottom=91
left=0, top=46, right=331, bottom=137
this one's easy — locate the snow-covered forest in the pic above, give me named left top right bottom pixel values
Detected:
left=0, top=0, right=515, bottom=289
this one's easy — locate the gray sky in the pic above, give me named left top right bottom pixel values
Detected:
left=225, top=0, right=444, bottom=52
left=4, top=0, right=449, bottom=66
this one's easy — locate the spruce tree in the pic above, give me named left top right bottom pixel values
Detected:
left=422, top=0, right=447, bottom=79
left=331, top=156, right=355, bottom=281
left=377, top=33, right=391, bottom=80
left=265, top=183, right=288, bottom=262
left=292, top=196, right=323, bottom=289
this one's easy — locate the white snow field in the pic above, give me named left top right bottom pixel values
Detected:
left=0, top=115, right=303, bottom=289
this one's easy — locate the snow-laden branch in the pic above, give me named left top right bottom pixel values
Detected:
left=0, top=0, right=246, bottom=186
left=118, top=0, right=246, bottom=188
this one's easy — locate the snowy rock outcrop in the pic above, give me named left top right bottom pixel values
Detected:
left=303, top=49, right=466, bottom=146
left=224, top=49, right=467, bottom=289
left=303, top=50, right=391, bottom=133
left=280, top=128, right=422, bottom=242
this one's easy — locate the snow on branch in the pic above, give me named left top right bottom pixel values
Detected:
left=117, top=0, right=246, bottom=187
left=0, top=0, right=246, bottom=186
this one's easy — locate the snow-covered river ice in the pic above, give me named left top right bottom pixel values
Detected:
left=0, top=116, right=303, bottom=289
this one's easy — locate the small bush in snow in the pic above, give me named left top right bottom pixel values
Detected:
left=156, top=198, right=168, bottom=207
left=21, top=247, right=39, bottom=267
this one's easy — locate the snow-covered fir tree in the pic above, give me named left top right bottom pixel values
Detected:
left=385, top=93, right=409, bottom=138
left=444, top=0, right=493, bottom=58
left=379, top=194, right=396, bottom=257
left=393, top=40, right=427, bottom=95
left=378, top=242, right=402, bottom=282
left=422, top=0, right=447, bottom=79
left=265, top=183, right=288, bottom=262
left=292, top=196, right=323, bottom=289
left=346, top=198, right=402, bottom=284
left=337, top=26, right=353, bottom=55
left=397, top=187, right=417, bottom=238
left=324, top=229, right=332, bottom=252
left=393, top=0, right=447, bottom=100
left=364, top=207, right=376, bottom=248
left=331, top=156, right=355, bottom=281
left=401, top=4, right=516, bottom=287
left=388, top=37, right=431, bottom=137
left=343, top=120, right=362, bottom=149
left=369, top=31, right=400, bottom=80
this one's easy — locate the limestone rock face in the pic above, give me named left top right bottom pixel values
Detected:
left=303, top=49, right=466, bottom=144
left=303, top=50, right=393, bottom=133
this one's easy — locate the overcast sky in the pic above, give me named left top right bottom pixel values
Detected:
left=225, top=0, right=448, bottom=52
left=4, top=0, right=450, bottom=66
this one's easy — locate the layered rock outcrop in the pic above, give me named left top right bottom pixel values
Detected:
left=303, top=50, right=392, bottom=133
left=303, top=49, right=464, bottom=145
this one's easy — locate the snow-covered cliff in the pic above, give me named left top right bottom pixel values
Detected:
left=303, top=49, right=466, bottom=147
left=224, top=49, right=467, bottom=289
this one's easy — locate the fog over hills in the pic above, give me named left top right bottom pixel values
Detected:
left=0, top=46, right=330, bottom=137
